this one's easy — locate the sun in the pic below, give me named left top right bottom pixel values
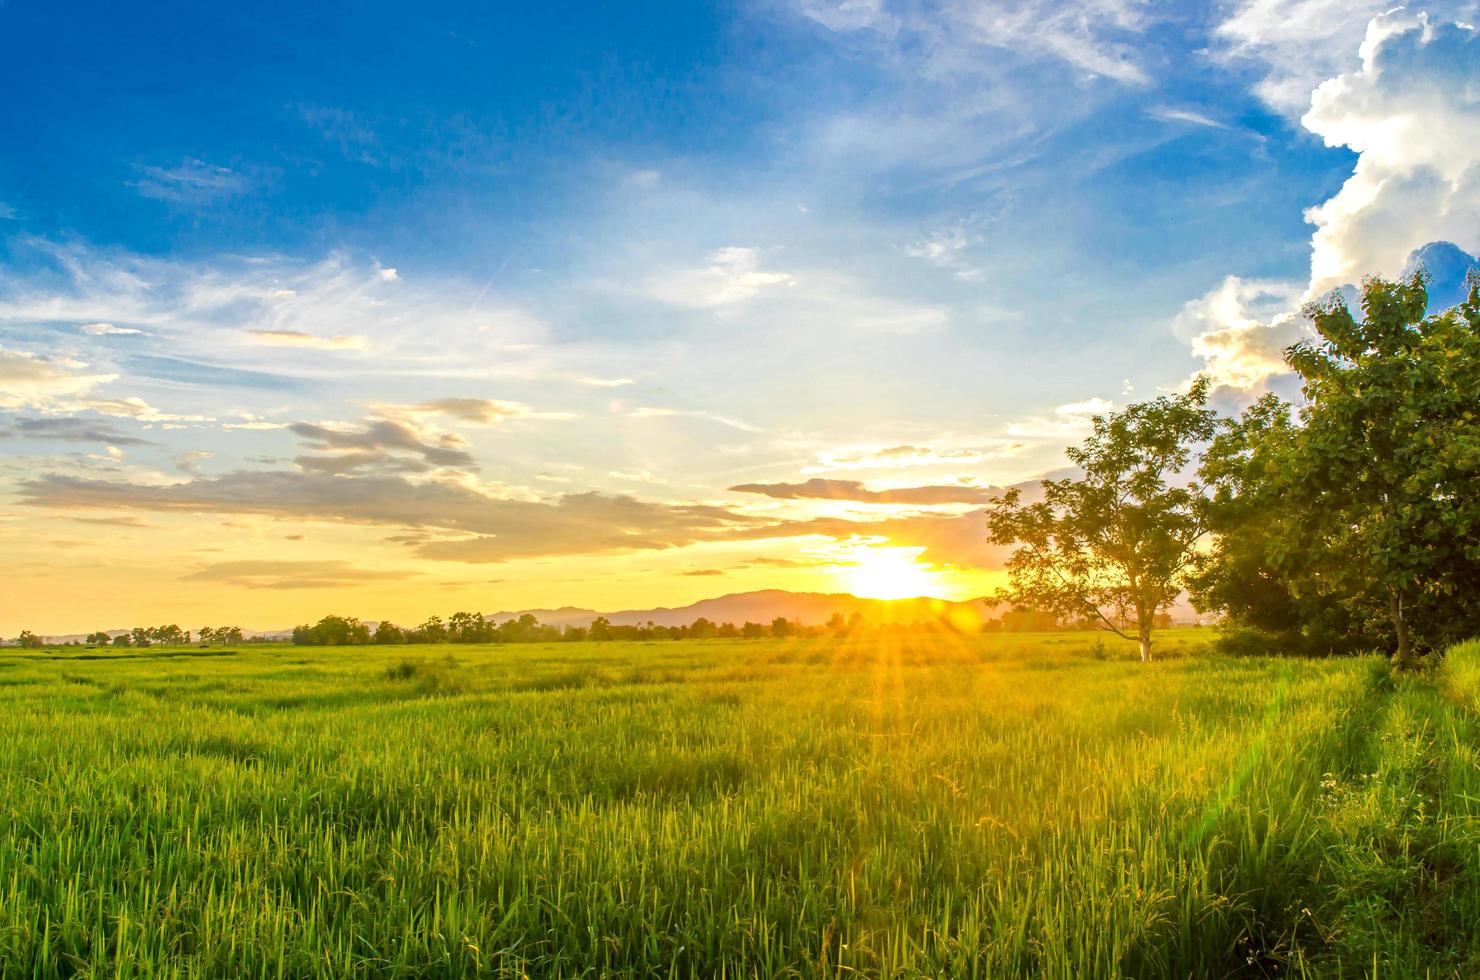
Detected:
left=842, top=546, right=943, bottom=600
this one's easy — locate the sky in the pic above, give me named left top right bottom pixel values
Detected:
left=2, top=0, right=1478, bottom=633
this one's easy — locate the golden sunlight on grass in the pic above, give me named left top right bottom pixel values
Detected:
left=841, top=545, right=943, bottom=600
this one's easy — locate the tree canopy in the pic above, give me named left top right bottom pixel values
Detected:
left=988, top=380, right=1217, bottom=661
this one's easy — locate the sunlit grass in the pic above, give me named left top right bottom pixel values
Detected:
left=0, top=630, right=1475, bottom=976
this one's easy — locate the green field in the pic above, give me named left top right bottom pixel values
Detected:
left=2, top=631, right=1478, bottom=977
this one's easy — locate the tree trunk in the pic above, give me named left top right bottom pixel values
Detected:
left=1388, top=590, right=1417, bottom=670
left=1138, top=629, right=1152, bottom=663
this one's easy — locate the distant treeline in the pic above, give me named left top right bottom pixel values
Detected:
left=9, top=625, right=272, bottom=649
left=6, top=608, right=1170, bottom=649
left=287, top=608, right=1170, bottom=646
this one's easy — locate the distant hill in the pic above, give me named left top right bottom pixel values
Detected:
left=486, top=589, right=998, bottom=630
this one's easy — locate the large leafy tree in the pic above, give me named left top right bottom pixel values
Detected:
left=987, top=381, right=1217, bottom=661
left=1196, top=273, right=1480, bottom=667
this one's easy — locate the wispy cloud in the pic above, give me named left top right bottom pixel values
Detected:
left=371, top=397, right=576, bottom=426
left=132, top=158, right=255, bottom=205
left=0, top=416, right=154, bottom=446
left=181, top=560, right=416, bottom=590
left=248, top=329, right=367, bottom=351
left=648, top=247, right=795, bottom=309
left=81, top=322, right=145, bottom=337
left=730, top=477, right=999, bottom=505
left=795, top=0, right=1157, bottom=85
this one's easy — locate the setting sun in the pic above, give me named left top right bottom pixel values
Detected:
left=842, top=546, right=943, bottom=600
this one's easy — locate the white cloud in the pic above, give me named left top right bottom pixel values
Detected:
left=0, top=243, right=557, bottom=384
left=1176, top=277, right=1307, bottom=389
left=1146, top=106, right=1229, bottom=130
left=798, top=0, right=897, bottom=33
left=903, top=226, right=983, bottom=280
left=1054, top=397, right=1114, bottom=417
left=1185, top=9, right=1480, bottom=387
left=370, top=398, right=576, bottom=426
left=0, top=347, right=118, bottom=411
left=622, top=169, right=662, bottom=189
left=798, top=0, right=1155, bottom=84
left=247, top=329, right=368, bottom=351
left=81, top=322, right=145, bottom=336
left=0, top=203, right=16, bottom=220
left=132, top=158, right=253, bottom=204
left=648, top=247, right=795, bottom=309
left=1302, top=11, right=1480, bottom=296
left=625, top=406, right=765, bottom=433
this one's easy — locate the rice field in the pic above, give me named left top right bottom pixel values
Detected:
left=1, top=630, right=1477, bottom=977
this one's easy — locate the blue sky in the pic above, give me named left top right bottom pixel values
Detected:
left=2, top=0, right=1477, bottom=630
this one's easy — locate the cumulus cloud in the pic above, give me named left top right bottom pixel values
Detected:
left=648, top=247, right=795, bottom=309
left=1302, top=11, right=1480, bottom=297
left=729, top=477, right=1000, bottom=505
left=1177, top=276, right=1308, bottom=389
left=1211, top=0, right=1418, bottom=116
left=1186, top=9, right=1480, bottom=388
left=181, top=560, right=415, bottom=590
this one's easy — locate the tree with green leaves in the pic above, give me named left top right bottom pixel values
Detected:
left=1195, top=272, right=1480, bottom=668
left=987, top=380, right=1218, bottom=662
left=16, top=630, right=43, bottom=649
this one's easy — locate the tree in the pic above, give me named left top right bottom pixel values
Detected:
left=16, top=630, right=43, bottom=649
left=130, top=627, right=152, bottom=648
left=988, top=381, right=1217, bottom=662
left=770, top=617, right=794, bottom=638
left=112, top=633, right=132, bottom=647
left=85, top=631, right=111, bottom=646
left=374, top=621, right=405, bottom=645
left=417, top=616, right=448, bottom=643
left=1196, top=273, right=1480, bottom=668
left=742, top=621, right=766, bottom=638
left=589, top=617, right=612, bottom=641
left=292, top=615, right=371, bottom=646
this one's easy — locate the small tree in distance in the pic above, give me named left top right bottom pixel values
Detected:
left=988, top=379, right=1217, bottom=662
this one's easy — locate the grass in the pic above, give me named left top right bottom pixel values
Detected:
left=0, top=629, right=1475, bottom=977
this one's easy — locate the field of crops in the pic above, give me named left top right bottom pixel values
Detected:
left=1, top=630, right=1477, bottom=977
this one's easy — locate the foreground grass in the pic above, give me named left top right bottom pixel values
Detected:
left=0, top=630, right=1475, bottom=977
